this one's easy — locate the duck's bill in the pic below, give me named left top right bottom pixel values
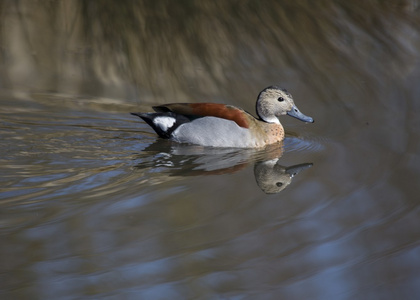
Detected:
left=285, top=163, right=313, bottom=177
left=287, top=105, right=314, bottom=123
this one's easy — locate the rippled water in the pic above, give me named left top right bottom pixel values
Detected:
left=1, top=1, right=420, bottom=299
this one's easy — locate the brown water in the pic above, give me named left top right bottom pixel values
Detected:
left=1, top=1, right=420, bottom=299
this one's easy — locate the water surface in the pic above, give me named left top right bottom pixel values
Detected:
left=1, top=1, right=420, bottom=299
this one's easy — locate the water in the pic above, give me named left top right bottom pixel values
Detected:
left=1, top=1, right=420, bottom=299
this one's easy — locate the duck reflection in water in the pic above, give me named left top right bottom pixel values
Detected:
left=133, top=141, right=313, bottom=194
left=254, top=160, right=312, bottom=194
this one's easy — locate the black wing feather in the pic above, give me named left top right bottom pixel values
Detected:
left=131, top=112, right=191, bottom=139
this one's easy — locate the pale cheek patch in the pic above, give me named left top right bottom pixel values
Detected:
left=153, top=116, right=176, bottom=132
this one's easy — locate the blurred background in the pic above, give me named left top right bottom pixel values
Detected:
left=1, top=1, right=420, bottom=299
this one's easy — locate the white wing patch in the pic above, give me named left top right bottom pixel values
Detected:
left=153, top=116, right=176, bottom=132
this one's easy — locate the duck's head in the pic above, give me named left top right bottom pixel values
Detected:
left=256, top=86, right=314, bottom=124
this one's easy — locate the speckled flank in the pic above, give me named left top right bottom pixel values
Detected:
left=249, top=119, right=284, bottom=147
left=266, top=123, right=284, bottom=143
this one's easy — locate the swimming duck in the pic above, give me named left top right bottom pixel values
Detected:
left=131, top=86, right=314, bottom=148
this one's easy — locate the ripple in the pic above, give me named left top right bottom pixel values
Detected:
left=283, top=135, right=328, bottom=153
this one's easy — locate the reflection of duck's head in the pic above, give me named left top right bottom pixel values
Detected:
left=134, top=140, right=311, bottom=194
left=254, top=160, right=313, bottom=194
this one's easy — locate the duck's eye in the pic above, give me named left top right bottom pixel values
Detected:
left=278, top=97, right=284, bottom=102
left=276, top=182, right=283, bottom=187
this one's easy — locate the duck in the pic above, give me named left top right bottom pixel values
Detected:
left=131, top=86, right=314, bottom=148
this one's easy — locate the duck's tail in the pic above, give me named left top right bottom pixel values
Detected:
left=131, top=112, right=190, bottom=139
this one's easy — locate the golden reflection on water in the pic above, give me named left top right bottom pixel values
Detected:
left=1, top=1, right=419, bottom=107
